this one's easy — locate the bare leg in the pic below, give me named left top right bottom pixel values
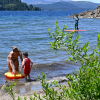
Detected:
left=13, top=59, right=19, bottom=71
left=25, top=75, right=27, bottom=82
left=75, top=26, right=76, bottom=30
left=7, top=59, right=12, bottom=72
left=28, top=74, right=30, bottom=80
left=77, top=23, right=79, bottom=30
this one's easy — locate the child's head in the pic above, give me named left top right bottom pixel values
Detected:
left=23, top=52, right=28, bottom=57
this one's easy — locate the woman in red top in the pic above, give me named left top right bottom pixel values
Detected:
left=20, top=52, right=33, bottom=82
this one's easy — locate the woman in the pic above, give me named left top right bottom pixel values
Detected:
left=7, top=46, right=23, bottom=74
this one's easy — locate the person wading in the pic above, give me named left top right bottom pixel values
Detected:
left=7, top=46, right=23, bottom=74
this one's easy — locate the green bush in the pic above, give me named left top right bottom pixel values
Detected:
left=5, top=81, right=17, bottom=100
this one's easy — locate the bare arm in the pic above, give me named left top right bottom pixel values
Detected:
left=20, top=59, right=25, bottom=71
left=19, top=51, right=23, bottom=63
left=8, top=52, right=16, bottom=73
left=30, top=59, right=33, bottom=68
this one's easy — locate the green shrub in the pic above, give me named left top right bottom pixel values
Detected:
left=5, top=81, right=17, bottom=100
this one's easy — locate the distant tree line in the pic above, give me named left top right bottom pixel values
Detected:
left=0, top=0, right=41, bottom=11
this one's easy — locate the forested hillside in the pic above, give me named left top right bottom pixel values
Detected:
left=0, top=0, right=41, bottom=11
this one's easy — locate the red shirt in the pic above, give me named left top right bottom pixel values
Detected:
left=24, top=58, right=31, bottom=75
left=24, top=58, right=31, bottom=69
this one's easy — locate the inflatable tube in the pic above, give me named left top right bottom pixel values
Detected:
left=5, top=71, right=25, bottom=79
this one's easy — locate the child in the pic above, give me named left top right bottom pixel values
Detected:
left=20, top=52, right=33, bottom=82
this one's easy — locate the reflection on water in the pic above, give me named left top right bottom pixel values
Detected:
left=4, top=76, right=42, bottom=94
left=13, top=76, right=68, bottom=94
left=14, top=82, right=42, bottom=94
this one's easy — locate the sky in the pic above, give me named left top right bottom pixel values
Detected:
left=21, top=0, right=100, bottom=4
left=72, top=0, right=100, bottom=3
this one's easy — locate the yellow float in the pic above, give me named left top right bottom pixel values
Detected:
left=5, top=71, right=25, bottom=79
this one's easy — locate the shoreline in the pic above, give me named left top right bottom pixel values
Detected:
left=0, top=76, right=68, bottom=100
left=0, top=82, right=69, bottom=100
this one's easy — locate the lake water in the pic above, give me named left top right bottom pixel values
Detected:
left=0, top=10, right=99, bottom=85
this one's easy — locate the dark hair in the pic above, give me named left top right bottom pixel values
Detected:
left=23, top=52, right=28, bottom=57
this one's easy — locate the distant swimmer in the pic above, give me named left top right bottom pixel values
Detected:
left=73, top=14, right=79, bottom=30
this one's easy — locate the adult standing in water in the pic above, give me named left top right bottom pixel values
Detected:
left=7, top=46, right=23, bottom=74
left=74, top=14, right=79, bottom=30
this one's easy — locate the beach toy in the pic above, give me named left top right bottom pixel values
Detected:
left=5, top=71, right=25, bottom=79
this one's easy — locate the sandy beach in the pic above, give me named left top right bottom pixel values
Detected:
left=0, top=76, right=68, bottom=100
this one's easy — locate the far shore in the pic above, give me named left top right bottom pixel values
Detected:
left=68, top=6, right=100, bottom=19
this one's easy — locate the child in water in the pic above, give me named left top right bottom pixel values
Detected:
left=20, top=52, right=33, bottom=82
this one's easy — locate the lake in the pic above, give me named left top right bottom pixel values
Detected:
left=0, top=10, right=99, bottom=85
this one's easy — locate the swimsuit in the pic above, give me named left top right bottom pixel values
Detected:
left=7, top=51, right=20, bottom=72
left=7, top=51, right=20, bottom=61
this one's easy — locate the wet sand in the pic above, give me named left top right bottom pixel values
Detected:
left=0, top=76, right=68, bottom=100
left=0, top=83, right=69, bottom=100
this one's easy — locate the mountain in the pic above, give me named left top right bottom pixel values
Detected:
left=33, top=1, right=100, bottom=11
left=68, top=1, right=100, bottom=9
left=21, top=0, right=72, bottom=4
left=33, top=1, right=79, bottom=11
